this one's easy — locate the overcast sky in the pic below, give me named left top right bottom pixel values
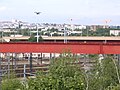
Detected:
left=0, top=0, right=120, bottom=25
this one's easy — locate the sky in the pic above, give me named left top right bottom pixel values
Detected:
left=0, top=0, right=120, bottom=25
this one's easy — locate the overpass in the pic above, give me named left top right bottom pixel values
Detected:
left=0, top=42, right=120, bottom=54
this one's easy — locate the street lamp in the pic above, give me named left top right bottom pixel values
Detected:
left=34, top=12, right=41, bottom=43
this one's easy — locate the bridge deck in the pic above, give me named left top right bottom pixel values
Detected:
left=0, top=42, right=120, bottom=54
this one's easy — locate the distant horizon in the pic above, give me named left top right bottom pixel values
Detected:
left=0, top=19, right=120, bottom=26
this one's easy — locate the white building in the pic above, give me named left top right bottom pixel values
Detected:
left=110, top=30, right=120, bottom=36
left=64, top=24, right=86, bottom=30
left=70, top=31, right=82, bottom=34
left=74, top=25, right=86, bottom=30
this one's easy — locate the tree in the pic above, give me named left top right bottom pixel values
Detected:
left=95, top=28, right=110, bottom=36
left=27, top=52, right=86, bottom=90
left=47, top=28, right=58, bottom=32
left=2, top=54, right=120, bottom=90
left=88, top=57, right=120, bottom=90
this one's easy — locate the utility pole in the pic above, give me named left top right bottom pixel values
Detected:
left=64, top=25, right=67, bottom=43
left=1, top=31, right=3, bottom=43
left=34, top=12, right=41, bottom=43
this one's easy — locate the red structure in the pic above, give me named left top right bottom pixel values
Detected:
left=0, top=42, right=120, bottom=54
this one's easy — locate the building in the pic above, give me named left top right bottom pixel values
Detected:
left=89, top=25, right=104, bottom=31
left=110, top=30, right=120, bottom=36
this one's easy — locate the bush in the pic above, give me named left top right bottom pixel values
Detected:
left=1, top=72, right=25, bottom=90
left=27, top=52, right=86, bottom=90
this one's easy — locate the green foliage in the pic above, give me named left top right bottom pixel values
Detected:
left=85, top=28, right=112, bottom=36
left=94, top=28, right=110, bottom=36
left=26, top=55, right=120, bottom=90
left=47, top=28, right=58, bottom=32
left=2, top=54, right=120, bottom=90
left=89, top=54, right=99, bottom=59
left=17, top=29, right=30, bottom=36
left=89, top=57, right=120, bottom=90
left=2, top=79, right=25, bottom=90
left=1, top=72, right=25, bottom=90
left=27, top=52, right=86, bottom=90
left=105, top=84, right=120, bottom=90
left=82, top=29, right=89, bottom=36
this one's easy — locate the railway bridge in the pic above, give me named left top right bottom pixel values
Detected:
left=0, top=42, right=119, bottom=54
left=0, top=42, right=120, bottom=79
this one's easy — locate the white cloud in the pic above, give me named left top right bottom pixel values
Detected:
left=0, top=6, right=7, bottom=11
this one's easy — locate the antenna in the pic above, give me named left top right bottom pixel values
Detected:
left=103, top=19, right=111, bottom=28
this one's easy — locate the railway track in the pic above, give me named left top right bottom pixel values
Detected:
left=1, top=57, right=96, bottom=77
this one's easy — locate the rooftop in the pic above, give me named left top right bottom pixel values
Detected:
left=42, top=36, right=120, bottom=41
